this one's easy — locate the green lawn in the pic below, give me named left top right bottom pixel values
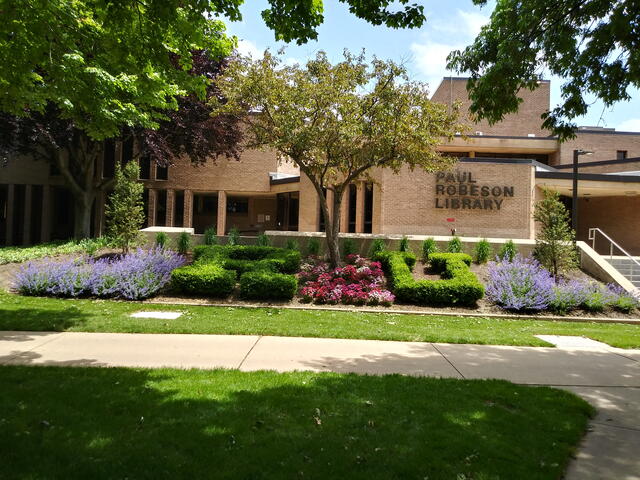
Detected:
left=1, top=290, right=640, bottom=347
left=0, top=366, right=592, bottom=479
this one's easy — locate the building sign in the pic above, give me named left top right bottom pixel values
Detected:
left=434, top=171, right=514, bottom=210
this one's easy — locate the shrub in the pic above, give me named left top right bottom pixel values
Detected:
left=447, top=236, right=463, bottom=253
left=171, top=263, right=236, bottom=297
left=369, top=238, right=386, bottom=257
left=155, top=232, right=168, bottom=248
left=257, top=233, right=270, bottom=246
left=342, top=238, right=357, bottom=258
left=421, top=237, right=438, bottom=261
left=498, top=240, right=517, bottom=262
left=549, top=279, right=591, bottom=314
left=240, top=271, right=298, bottom=300
left=398, top=236, right=411, bottom=252
left=106, top=161, right=145, bottom=253
left=177, top=232, right=191, bottom=255
left=285, top=238, right=299, bottom=251
left=486, top=255, right=555, bottom=311
left=474, top=239, right=491, bottom=264
left=228, top=227, right=240, bottom=246
left=204, top=227, right=218, bottom=246
left=306, top=237, right=321, bottom=256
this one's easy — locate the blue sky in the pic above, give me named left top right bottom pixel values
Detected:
left=225, top=0, right=640, bottom=132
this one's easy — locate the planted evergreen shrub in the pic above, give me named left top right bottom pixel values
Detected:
left=421, top=237, right=438, bottom=261
left=369, top=238, right=386, bottom=258
left=228, top=227, right=240, bottom=246
left=306, top=237, right=321, bottom=256
left=177, top=232, right=191, bottom=254
left=239, top=271, right=298, bottom=300
left=171, top=263, right=236, bottom=297
left=398, top=236, right=411, bottom=252
left=285, top=238, right=299, bottom=251
left=106, top=161, right=145, bottom=253
left=257, top=233, right=270, bottom=246
left=447, top=236, right=463, bottom=253
left=474, top=239, right=491, bottom=264
left=498, top=240, right=517, bottom=261
left=342, top=238, right=357, bottom=258
left=204, top=227, right=217, bottom=246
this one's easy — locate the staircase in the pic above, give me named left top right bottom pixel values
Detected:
left=588, top=228, right=640, bottom=288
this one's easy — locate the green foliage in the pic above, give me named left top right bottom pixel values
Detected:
left=613, top=296, right=638, bottom=314
left=374, top=251, right=484, bottom=306
left=342, top=238, right=357, bottom=258
left=155, top=232, right=168, bottom=248
left=0, top=239, right=112, bottom=265
left=105, top=161, right=144, bottom=253
left=474, top=239, right=492, bottom=264
left=368, top=238, right=387, bottom=258
left=227, top=227, right=240, bottom=246
left=447, top=236, right=463, bottom=253
left=583, top=292, right=607, bottom=313
left=204, top=227, right=218, bottom=246
left=285, top=238, right=299, bottom=251
left=257, top=233, right=271, bottom=247
left=398, top=236, right=411, bottom=253
left=447, top=0, right=639, bottom=139
left=239, top=271, right=298, bottom=301
left=498, top=240, right=518, bottom=262
left=171, top=263, right=236, bottom=297
left=306, top=237, right=321, bottom=256
left=533, top=190, right=578, bottom=277
left=421, top=238, right=438, bottom=261
left=177, top=232, right=191, bottom=255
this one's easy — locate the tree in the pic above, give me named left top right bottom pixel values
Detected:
left=533, top=189, right=578, bottom=278
left=106, top=161, right=145, bottom=253
left=447, top=0, right=640, bottom=139
left=212, top=51, right=463, bottom=267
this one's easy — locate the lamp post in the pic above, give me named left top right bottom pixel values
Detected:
left=572, top=149, right=593, bottom=231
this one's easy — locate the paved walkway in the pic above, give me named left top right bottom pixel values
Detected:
left=1, top=331, right=638, bottom=479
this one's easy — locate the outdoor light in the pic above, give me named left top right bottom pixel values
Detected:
left=572, top=149, right=594, bottom=231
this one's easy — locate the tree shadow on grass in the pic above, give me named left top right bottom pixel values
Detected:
left=0, top=366, right=592, bottom=480
left=0, top=307, right=90, bottom=332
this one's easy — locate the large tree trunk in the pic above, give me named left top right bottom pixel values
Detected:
left=324, top=191, right=343, bottom=268
left=73, top=192, right=95, bottom=240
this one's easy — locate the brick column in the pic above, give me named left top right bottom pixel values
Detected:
left=355, top=181, right=365, bottom=233
left=339, top=188, right=349, bottom=233
left=22, top=185, right=32, bottom=245
left=166, top=189, right=175, bottom=227
left=41, top=185, right=52, bottom=243
left=184, top=190, right=193, bottom=228
left=147, top=188, right=157, bottom=226
left=5, top=184, right=14, bottom=246
left=371, top=183, right=382, bottom=234
left=217, top=190, right=227, bottom=235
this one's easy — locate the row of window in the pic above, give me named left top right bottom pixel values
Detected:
left=318, top=183, right=374, bottom=233
left=102, top=139, right=169, bottom=181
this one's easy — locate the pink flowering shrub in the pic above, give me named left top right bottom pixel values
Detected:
left=298, top=254, right=395, bottom=306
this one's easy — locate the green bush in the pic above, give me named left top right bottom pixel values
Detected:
left=285, top=238, right=299, bottom=251
left=257, top=233, right=270, bottom=246
left=398, top=236, right=411, bottom=252
left=369, top=238, right=386, bottom=257
left=421, top=237, right=438, bottom=261
left=177, top=232, right=191, bottom=254
left=498, top=240, right=518, bottom=262
left=447, top=236, right=463, bottom=253
left=342, top=238, right=357, bottom=258
left=204, top=227, right=218, bottom=246
left=306, top=237, right=321, bottom=256
left=228, top=227, right=240, bottom=246
left=155, top=232, right=168, bottom=248
left=582, top=291, right=607, bottom=313
left=613, top=295, right=638, bottom=313
left=171, top=263, right=236, bottom=297
left=239, top=271, right=298, bottom=300
left=474, top=239, right=491, bottom=264
left=374, top=251, right=483, bottom=306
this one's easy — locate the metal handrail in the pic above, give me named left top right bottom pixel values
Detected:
left=588, top=228, right=640, bottom=269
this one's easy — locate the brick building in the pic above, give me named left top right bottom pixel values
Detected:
left=1, top=77, right=640, bottom=253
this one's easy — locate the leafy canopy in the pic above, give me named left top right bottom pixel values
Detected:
left=447, top=0, right=640, bottom=139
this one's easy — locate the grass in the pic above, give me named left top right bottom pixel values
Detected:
left=0, top=238, right=111, bottom=264
left=1, top=290, right=639, bottom=348
left=0, top=366, right=593, bottom=479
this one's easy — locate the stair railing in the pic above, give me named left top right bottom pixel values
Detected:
left=588, top=228, right=640, bottom=283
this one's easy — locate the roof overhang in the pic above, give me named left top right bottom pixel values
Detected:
left=440, top=135, right=558, bottom=154
left=535, top=171, right=640, bottom=197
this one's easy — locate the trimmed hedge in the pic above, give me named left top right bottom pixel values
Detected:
left=373, top=251, right=484, bottom=306
left=239, top=271, right=298, bottom=300
left=175, top=245, right=300, bottom=299
left=171, top=263, right=236, bottom=297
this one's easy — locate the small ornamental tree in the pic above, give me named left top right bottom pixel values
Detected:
left=213, top=51, right=463, bottom=267
left=106, top=162, right=145, bottom=253
left=533, top=189, right=578, bottom=278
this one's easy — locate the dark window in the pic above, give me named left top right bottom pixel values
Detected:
left=227, top=198, right=248, bottom=214
left=617, top=150, right=628, bottom=160
left=364, top=183, right=373, bottom=234
left=30, top=185, right=43, bottom=243
left=348, top=184, right=357, bottom=233
left=0, top=185, right=7, bottom=244
left=156, top=164, right=169, bottom=180
left=51, top=187, right=74, bottom=241
left=288, top=193, right=299, bottom=231
left=103, top=139, right=116, bottom=178
left=142, top=189, right=149, bottom=228
left=139, top=156, right=151, bottom=180
left=122, top=136, right=134, bottom=164
left=12, top=185, right=25, bottom=245
left=475, top=152, right=550, bottom=164
left=155, top=190, right=167, bottom=226
left=174, top=191, right=184, bottom=227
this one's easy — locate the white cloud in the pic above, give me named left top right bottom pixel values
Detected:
left=236, top=39, right=263, bottom=59
left=615, top=118, right=640, bottom=132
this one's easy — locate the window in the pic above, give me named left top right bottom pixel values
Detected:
left=227, top=198, right=248, bottom=214
left=155, top=190, right=167, bottom=226
left=156, top=164, right=169, bottom=180
left=617, top=150, right=628, bottom=160
left=348, top=184, right=357, bottom=233
left=364, top=183, right=373, bottom=234
left=174, top=191, right=184, bottom=227
left=139, top=156, right=151, bottom=180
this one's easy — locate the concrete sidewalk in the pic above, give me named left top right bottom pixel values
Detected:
left=1, top=331, right=638, bottom=479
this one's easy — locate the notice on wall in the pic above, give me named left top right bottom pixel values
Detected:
left=434, top=171, right=514, bottom=211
